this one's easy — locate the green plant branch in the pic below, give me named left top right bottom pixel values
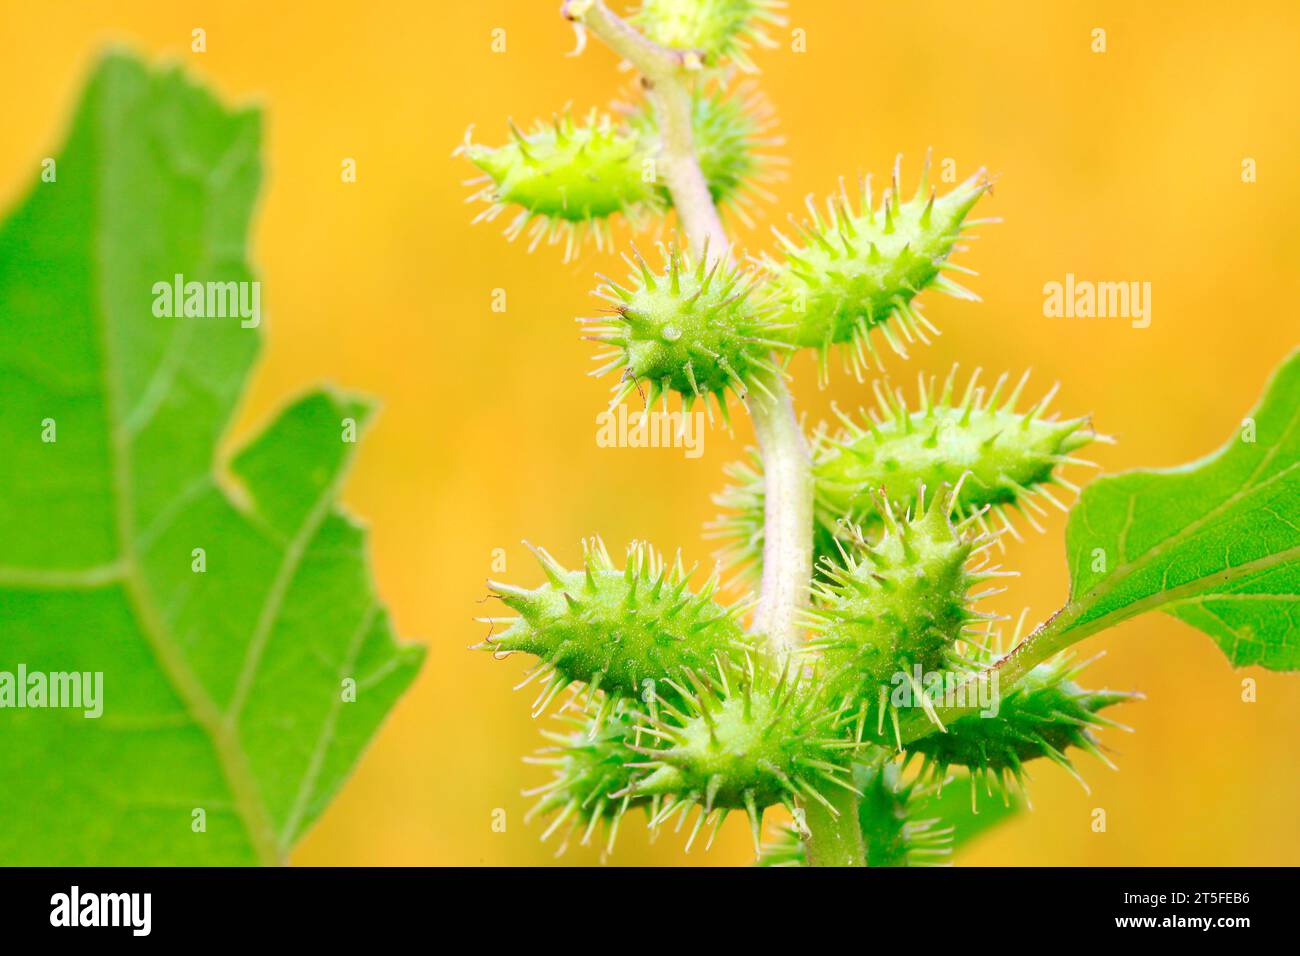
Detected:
left=563, top=0, right=811, bottom=659
left=562, top=0, right=837, bottom=860
left=897, top=541, right=1300, bottom=745
left=800, top=786, right=866, bottom=867
left=645, top=79, right=732, bottom=260
left=748, top=374, right=813, bottom=656
left=562, top=0, right=727, bottom=261
left=562, top=0, right=693, bottom=77
left=893, top=609, right=1081, bottom=746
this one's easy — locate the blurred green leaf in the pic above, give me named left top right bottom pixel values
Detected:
left=924, top=775, right=1023, bottom=855
left=0, top=52, right=423, bottom=864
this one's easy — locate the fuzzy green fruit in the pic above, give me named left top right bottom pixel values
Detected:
left=817, top=367, right=1100, bottom=538
left=585, top=245, right=791, bottom=417
left=765, top=155, right=991, bottom=378
left=711, top=367, right=1101, bottom=578
left=461, top=89, right=781, bottom=260
left=632, top=657, right=860, bottom=853
left=853, top=762, right=954, bottom=866
left=633, top=0, right=787, bottom=73
left=525, top=710, right=654, bottom=857
left=459, top=110, right=658, bottom=260
left=479, top=538, right=752, bottom=715
left=805, top=486, right=1007, bottom=737
left=906, top=646, right=1138, bottom=797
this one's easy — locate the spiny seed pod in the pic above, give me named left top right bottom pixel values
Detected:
left=854, top=761, right=954, bottom=867
left=633, top=0, right=788, bottom=74
left=457, top=110, right=659, bottom=260
left=629, top=657, right=860, bottom=854
left=805, top=485, right=1010, bottom=739
left=764, top=154, right=993, bottom=379
left=583, top=244, right=792, bottom=419
left=817, top=367, right=1103, bottom=542
left=524, top=710, right=657, bottom=857
left=755, top=824, right=806, bottom=866
left=478, top=538, right=753, bottom=716
left=905, top=627, right=1139, bottom=803
left=709, top=367, right=1102, bottom=579
left=624, top=83, right=784, bottom=225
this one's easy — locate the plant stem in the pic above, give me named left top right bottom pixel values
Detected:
left=748, top=375, right=812, bottom=656
left=565, top=0, right=839, bottom=862
left=801, top=787, right=866, bottom=867
left=645, top=81, right=731, bottom=260
left=892, top=610, right=1077, bottom=746
left=565, top=0, right=813, bottom=656
left=561, top=0, right=726, bottom=262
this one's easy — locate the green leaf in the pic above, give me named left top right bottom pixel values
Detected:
left=1060, top=349, right=1300, bottom=670
left=0, top=52, right=424, bottom=864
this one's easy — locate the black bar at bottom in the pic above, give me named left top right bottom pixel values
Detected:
left=0, top=866, right=1285, bottom=941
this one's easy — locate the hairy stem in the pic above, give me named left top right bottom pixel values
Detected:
left=565, top=0, right=813, bottom=656
left=898, top=588, right=1156, bottom=744
left=562, top=0, right=725, bottom=261
left=801, top=787, right=866, bottom=867
left=748, top=375, right=812, bottom=656
left=894, top=611, right=1077, bottom=746
left=565, top=0, right=835, bottom=861
left=645, top=81, right=730, bottom=259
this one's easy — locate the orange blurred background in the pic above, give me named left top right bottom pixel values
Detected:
left=1, top=0, right=1298, bottom=865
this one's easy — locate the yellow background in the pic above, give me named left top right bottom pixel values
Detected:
left=2, top=0, right=1298, bottom=866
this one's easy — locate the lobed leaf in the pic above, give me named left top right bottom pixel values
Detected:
left=0, top=53, right=423, bottom=865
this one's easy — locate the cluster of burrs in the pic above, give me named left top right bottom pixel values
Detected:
left=479, top=484, right=1131, bottom=861
left=466, top=0, right=1137, bottom=864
